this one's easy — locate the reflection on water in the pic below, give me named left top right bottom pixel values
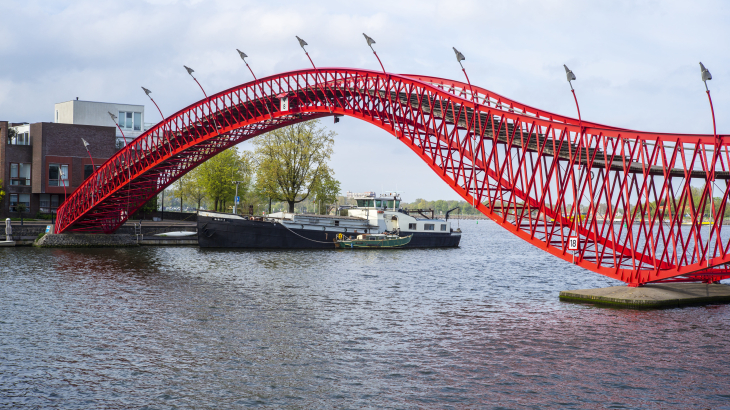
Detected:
left=1, top=221, right=729, bottom=408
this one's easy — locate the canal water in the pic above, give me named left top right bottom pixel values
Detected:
left=1, top=221, right=729, bottom=409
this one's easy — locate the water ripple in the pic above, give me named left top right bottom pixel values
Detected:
left=1, top=221, right=729, bottom=409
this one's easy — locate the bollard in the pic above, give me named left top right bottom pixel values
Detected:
left=5, top=218, right=12, bottom=242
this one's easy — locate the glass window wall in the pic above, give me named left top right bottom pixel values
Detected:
left=49, top=164, right=69, bottom=187
left=118, top=111, right=143, bottom=131
left=10, top=163, right=31, bottom=185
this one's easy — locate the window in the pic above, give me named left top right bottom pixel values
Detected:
left=424, top=224, right=435, bottom=231
left=8, top=131, right=30, bottom=145
left=334, top=220, right=340, bottom=226
left=395, top=200, right=400, bottom=208
left=9, top=194, right=30, bottom=212
left=356, top=199, right=375, bottom=207
left=56, top=110, right=59, bottom=123
left=40, top=194, right=61, bottom=213
left=441, top=224, right=447, bottom=231
left=40, top=194, right=49, bottom=212
left=84, top=164, right=100, bottom=180
left=385, top=200, right=394, bottom=209
left=10, top=163, right=31, bottom=185
left=375, top=200, right=382, bottom=208
left=49, top=163, right=69, bottom=187
left=408, top=223, right=416, bottom=230
left=118, top=111, right=142, bottom=131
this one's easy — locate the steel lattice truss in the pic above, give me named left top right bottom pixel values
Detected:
left=55, top=68, right=729, bottom=286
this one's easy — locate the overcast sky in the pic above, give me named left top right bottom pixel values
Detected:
left=1, top=0, right=728, bottom=201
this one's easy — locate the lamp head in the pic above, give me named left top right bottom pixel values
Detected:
left=108, top=111, right=118, bottom=121
left=453, top=47, right=465, bottom=63
left=141, top=86, right=152, bottom=96
left=700, top=62, right=712, bottom=82
left=184, top=65, right=195, bottom=76
left=564, top=64, right=577, bottom=82
left=296, top=36, right=308, bottom=50
left=81, top=138, right=90, bottom=149
left=236, top=49, right=248, bottom=61
left=363, top=33, right=376, bottom=47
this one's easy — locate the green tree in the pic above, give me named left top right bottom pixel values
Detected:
left=198, top=148, right=250, bottom=212
left=310, top=169, right=341, bottom=215
left=253, top=119, right=336, bottom=213
left=138, top=196, right=157, bottom=219
left=16, top=202, right=26, bottom=225
left=172, top=172, right=191, bottom=212
left=183, top=166, right=207, bottom=210
left=0, top=179, right=5, bottom=205
left=6, top=128, right=16, bottom=144
left=687, top=184, right=712, bottom=218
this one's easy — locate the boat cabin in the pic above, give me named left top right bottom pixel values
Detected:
left=344, top=192, right=456, bottom=235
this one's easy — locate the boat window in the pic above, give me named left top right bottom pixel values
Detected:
left=395, top=200, right=400, bottom=208
left=356, top=199, right=365, bottom=207
left=386, top=200, right=394, bottom=208
left=441, top=224, right=447, bottom=231
left=424, top=224, right=435, bottom=231
left=375, top=200, right=382, bottom=207
left=409, top=223, right=416, bottom=230
left=335, top=220, right=339, bottom=226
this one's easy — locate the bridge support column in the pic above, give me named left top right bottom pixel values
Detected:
left=559, top=283, right=730, bottom=308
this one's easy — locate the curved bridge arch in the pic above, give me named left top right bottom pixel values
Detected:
left=56, top=67, right=730, bottom=286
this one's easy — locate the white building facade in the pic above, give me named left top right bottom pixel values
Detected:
left=54, top=99, right=147, bottom=147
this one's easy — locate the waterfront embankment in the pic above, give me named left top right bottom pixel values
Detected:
left=4, top=220, right=196, bottom=246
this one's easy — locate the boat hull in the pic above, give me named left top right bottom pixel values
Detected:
left=198, top=214, right=461, bottom=249
left=335, top=235, right=412, bottom=249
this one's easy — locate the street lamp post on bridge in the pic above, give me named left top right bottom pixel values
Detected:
left=295, top=36, right=332, bottom=114
left=564, top=64, right=582, bottom=263
left=453, top=47, right=478, bottom=212
left=363, top=33, right=386, bottom=74
left=362, top=34, right=401, bottom=136
left=108, top=112, right=128, bottom=146
left=142, top=87, right=165, bottom=120
left=184, top=65, right=222, bottom=135
left=700, top=62, right=718, bottom=269
left=184, top=65, right=209, bottom=99
left=81, top=138, right=95, bottom=169
left=236, top=49, right=273, bottom=119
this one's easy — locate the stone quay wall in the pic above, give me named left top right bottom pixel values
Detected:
left=35, top=233, right=139, bottom=248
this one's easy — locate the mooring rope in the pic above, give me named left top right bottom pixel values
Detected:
left=274, top=220, right=338, bottom=245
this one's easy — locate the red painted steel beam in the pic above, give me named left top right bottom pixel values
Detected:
left=55, top=68, right=729, bottom=286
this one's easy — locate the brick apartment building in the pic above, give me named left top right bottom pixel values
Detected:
left=0, top=121, right=118, bottom=219
left=1, top=99, right=147, bottom=219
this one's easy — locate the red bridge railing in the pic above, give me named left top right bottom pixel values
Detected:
left=55, top=68, right=730, bottom=286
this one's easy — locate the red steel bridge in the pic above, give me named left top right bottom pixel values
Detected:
left=55, top=68, right=729, bottom=286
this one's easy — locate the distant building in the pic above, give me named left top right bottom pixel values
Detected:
left=0, top=120, right=118, bottom=219
left=54, top=99, right=148, bottom=147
